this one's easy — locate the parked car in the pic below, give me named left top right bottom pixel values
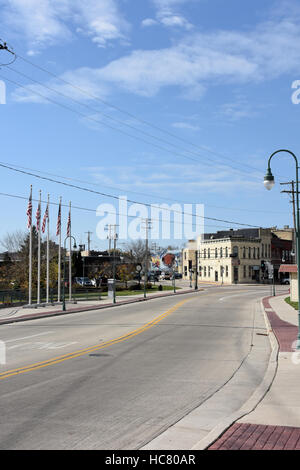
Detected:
left=148, top=271, right=160, bottom=281
left=173, top=272, right=182, bottom=279
left=161, top=272, right=171, bottom=280
left=280, top=278, right=290, bottom=285
left=74, top=277, right=93, bottom=287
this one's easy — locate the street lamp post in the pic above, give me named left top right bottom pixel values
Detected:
left=264, top=149, right=300, bottom=348
left=194, top=250, right=198, bottom=290
left=62, top=235, right=77, bottom=312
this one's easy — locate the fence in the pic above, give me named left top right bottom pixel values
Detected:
left=0, top=287, right=104, bottom=307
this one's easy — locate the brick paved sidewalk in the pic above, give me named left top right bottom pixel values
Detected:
left=208, top=423, right=300, bottom=450
left=208, top=295, right=300, bottom=451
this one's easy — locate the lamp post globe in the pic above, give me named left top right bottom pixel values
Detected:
left=264, top=168, right=275, bottom=191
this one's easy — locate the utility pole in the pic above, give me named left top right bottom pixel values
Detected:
left=105, top=225, right=115, bottom=253
left=106, top=225, right=118, bottom=303
left=281, top=181, right=297, bottom=261
left=142, top=218, right=152, bottom=299
left=85, top=231, right=92, bottom=253
left=112, top=226, right=118, bottom=304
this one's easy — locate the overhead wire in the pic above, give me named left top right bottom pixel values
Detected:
left=0, top=67, right=261, bottom=180
left=0, top=190, right=259, bottom=230
left=0, top=160, right=287, bottom=214
left=0, top=162, right=260, bottom=228
left=16, top=53, right=269, bottom=176
left=0, top=48, right=289, bottom=230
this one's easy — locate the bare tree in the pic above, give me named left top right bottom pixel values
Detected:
left=124, top=240, right=149, bottom=265
left=1, top=230, right=26, bottom=261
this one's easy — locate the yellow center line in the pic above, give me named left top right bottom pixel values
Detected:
left=0, top=297, right=193, bottom=380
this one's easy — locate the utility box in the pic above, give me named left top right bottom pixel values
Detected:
left=107, top=279, right=115, bottom=300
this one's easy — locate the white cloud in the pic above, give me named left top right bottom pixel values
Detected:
left=172, top=122, right=200, bottom=130
left=87, top=161, right=260, bottom=196
left=160, top=15, right=193, bottom=29
left=141, top=18, right=158, bottom=27
left=217, top=99, right=258, bottom=121
left=151, top=0, right=194, bottom=30
left=0, top=0, right=130, bottom=53
left=12, top=7, right=300, bottom=103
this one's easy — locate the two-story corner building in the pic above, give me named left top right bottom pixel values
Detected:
left=197, top=229, right=272, bottom=284
left=182, top=227, right=293, bottom=285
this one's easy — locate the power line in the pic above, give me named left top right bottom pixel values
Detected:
left=0, top=164, right=260, bottom=227
left=16, top=53, right=269, bottom=176
left=7, top=64, right=258, bottom=178
left=0, top=160, right=287, bottom=214
left=0, top=69, right=262, bottom=180
left=0, top=191, right=250, bottom=229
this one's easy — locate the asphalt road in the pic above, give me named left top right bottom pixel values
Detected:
left=0, top=285, right=279, bottom=449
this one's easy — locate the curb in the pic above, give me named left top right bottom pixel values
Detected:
left=191, top=296, right=279, bottom=450
left=0, top=288, right=202, bottom=326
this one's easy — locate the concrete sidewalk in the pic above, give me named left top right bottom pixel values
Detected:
left=208, top=293, right=300, bottom=450
left=0, top=285, right=199, bottom=325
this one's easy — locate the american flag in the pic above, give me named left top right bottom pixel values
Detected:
left=42, top=203, right=49, bottom=234
left=56, top=201, right=61, bottom=236
left=26, top=187, right=32, bottom=229
left=36, top=201, right=41, bottom=232
left=67, top=209, right=71, bottom=237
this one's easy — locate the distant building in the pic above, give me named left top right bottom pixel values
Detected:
left=182, top=240, right=197, bottom=280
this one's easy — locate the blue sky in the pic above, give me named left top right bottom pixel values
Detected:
left=0, top=0, right=300, bottom=250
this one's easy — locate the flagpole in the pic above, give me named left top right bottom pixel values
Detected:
left=46, top=194, right=50, bottom=304
left=28, top=185, right=32, bottom=305
left=37, top=190, right=41, bottom=305
left=69, top=201, right=72, bottom=301
left=57, top=197, right=62, bottom=303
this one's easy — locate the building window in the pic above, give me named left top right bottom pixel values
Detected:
left=248, top=247, right=251, bottom=259
left=208, top=266, right=211, bottom=277
left=244, top=265, right=246, bottom=278
left=249, top=266, right=251, bottom=277
left=243, top=247, right=246, bottom=258
left=215, top=248, right=218, bottom=258
left=225, top=247, right=228, bottom=258
left=226, top=265, right=229, bottom=277
left=233, top=246, right=238, bottom=257
left=203, top=249, right=206, bottom=259
left=208, top=248, right=210, bottom=259
left=220, top=247, right=223, bottom=258
left=184, top=252, right=186, bottom=260
left=204, top=266, right=207, bottom=277
left=257, top=247, right=260, bottom=259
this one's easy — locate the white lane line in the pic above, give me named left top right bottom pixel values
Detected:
left=218, top=290, right=270, bottom=302
left=7, top=341, right=78, bottom=351
left=4, top=331, right=54, bottom=343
